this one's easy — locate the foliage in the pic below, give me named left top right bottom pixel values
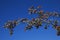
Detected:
left=3, top=5, right=60, bottom=36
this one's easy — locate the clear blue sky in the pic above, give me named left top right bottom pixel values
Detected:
left=0, top=0, right=60, bottom=40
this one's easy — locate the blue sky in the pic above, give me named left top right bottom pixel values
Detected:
left=0, top=0, right=60, bottom=40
